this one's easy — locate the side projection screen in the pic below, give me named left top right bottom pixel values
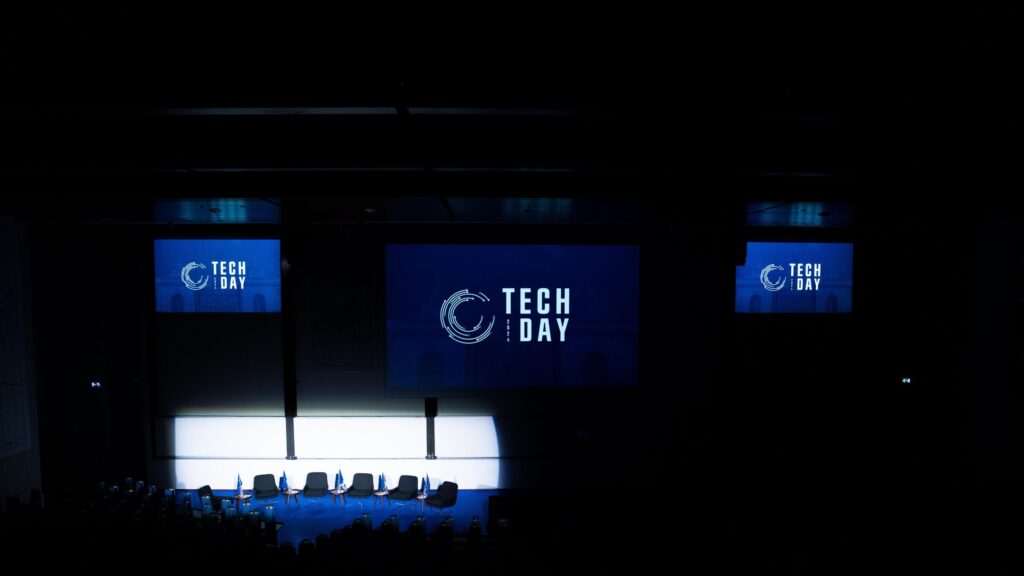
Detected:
left=387, top=244, right=640, bottom=388
left=736, top=242, right=853, bottom=313
left=154, top=239, right=281, bottom=312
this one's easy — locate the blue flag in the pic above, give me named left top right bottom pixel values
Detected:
left=236, top=474, right=242, bottom=496
left=425, top=473, right=430, bottom=493
left=377, top=474, right=382, bottom=492
left=420, top=476, right=425, bottom=494
left=281, top=471, right=288, bottom=491
left=334, top=472, right=340, bottom=490
left=339, top=469, right=344, bottom=487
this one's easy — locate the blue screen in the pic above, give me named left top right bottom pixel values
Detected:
left=154, top=239, right=281, bottom=313
left=736, top=242, right=853, bottom=313
left=387, top=244, right=640, bottom=388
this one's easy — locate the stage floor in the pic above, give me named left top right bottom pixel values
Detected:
left=195, top=489, right=495, bottom=546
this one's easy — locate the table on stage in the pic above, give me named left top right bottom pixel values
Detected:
left=282, top=489, right=301, bottom=505
left=329, top=487, right=346, bottom=505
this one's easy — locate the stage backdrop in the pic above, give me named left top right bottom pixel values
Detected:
left=386, top=244, right=640, bottom=389
left=154, top=239, right=281, bottom=313
left=736, top=242, right=854, bottom=313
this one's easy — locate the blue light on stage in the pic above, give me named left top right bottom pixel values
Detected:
left=154, top=239, right=281, bottom=312
left=736, top=242, right=854, bottom=313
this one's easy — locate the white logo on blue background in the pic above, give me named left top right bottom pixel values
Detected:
left=759, top=264, right=786, bottom=292
left=180, top=262, right=209, bottom=291
left=440, top=289, right=495, bottom=344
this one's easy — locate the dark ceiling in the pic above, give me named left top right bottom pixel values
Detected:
left=1, top=7, right=1019, bottom=222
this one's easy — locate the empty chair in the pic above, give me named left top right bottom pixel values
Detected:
left=196, top=485, right=229, bottom=511
left=345, top=473, right=374, bottom=498
left=424, top=481, right=458, bottom=511
left=253, top=474, right=279, bottom=499
left=303, top=472, right=329, bottom=499
left=388, top=475, right=419, bottom=501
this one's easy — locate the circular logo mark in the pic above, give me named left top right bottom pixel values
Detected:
left=181, top=262, right=209, bottom=291
left=439, top=289, right=495, bottom=344
left=759, top=264, right=786, bottom=292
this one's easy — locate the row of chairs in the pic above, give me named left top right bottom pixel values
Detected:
left=207, top=473, right=458, bottom=510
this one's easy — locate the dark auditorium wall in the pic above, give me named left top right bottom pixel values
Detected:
left=0, top=219, right=41, bottom=510
left=28, top=222, right=149, bottom=492
left=153, top=315, right=284, bottom=415
left=717, top=199, right=1019, bottom=565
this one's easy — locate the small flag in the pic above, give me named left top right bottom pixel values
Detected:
left=420, top=477, right=425, bottom=494
left=236, top=474, right=242, bottom=496
left=334, top=472, right=340, bottom=490
left=338, top=469, right=344, bottom=488
left=425, top=473, right=430, bottom=493
left=377, top=474, right=383, bottom=492
left=281, top=471, right=288, bottom=491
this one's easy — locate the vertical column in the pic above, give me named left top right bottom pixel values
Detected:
left=282, top=214, right=298, bottom=460
left=425, top=397, right=437, bottom=459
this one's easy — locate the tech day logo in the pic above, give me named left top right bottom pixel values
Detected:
left=180, top=260, right=248, bottom=291
left=439, top=289, right=495, bottom=344
left=180, top=262, right=209, bottom=291
left=759, top=262, right=823, bottom=292
left=440, top=287, right=571, bottom=345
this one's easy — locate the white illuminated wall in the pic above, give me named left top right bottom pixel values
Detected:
left=293, top=417, right=426, bottom=459
left=434, top=417, right=499, bottom=458
left=167, top=416, right=500, bottom=490
left=170, top=417, right=287, bottom=458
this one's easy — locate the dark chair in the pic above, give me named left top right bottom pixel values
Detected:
left=303, top=472, right=329, bottom=499
left=196, top=485, right=229, bottom=511
left=388, top=475, right=419, bottom=501
left=425, top=481, right=458, bottom=510
left=253, top=474, right=279, bottom=499
left=345, top=473, right=375, bottom=498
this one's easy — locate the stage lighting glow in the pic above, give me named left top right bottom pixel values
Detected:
left=172, top=417, right=286, bottom=458
left=293, top=417, right=426, bottom=458
left=167, top=416, right=502, bottom=489
left=434, top=417, right=499, bottom=458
